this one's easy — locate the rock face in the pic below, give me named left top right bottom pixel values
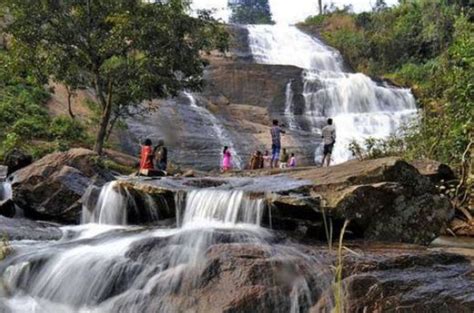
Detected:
left=11, top=148, right=114, bottom=224
left=121, top=27, right=319, bottom=171
left=0, top=216, right=62, bottom=241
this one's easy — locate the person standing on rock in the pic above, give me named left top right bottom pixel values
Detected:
left=270, top=119, right=286, bottom=168
left=280, top=148, right=289, bottom=169
left=321, top=118, right=336, bottom=167
left=139, top=139, right=154, bottom=173
left=154, top=139, right=168, bottom=172
left=222, top=146, right=232, bottom=172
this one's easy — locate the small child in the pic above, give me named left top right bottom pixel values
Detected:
left=280, top=148, right=289, bottom=169
left=263, top=150, right=271, bottom=168
left=288, top=153, right=296, bottom=168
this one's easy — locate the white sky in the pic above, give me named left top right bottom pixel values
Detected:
left=191, top=0, right=400, bottom=24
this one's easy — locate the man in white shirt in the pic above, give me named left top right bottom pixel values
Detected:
left=321, top=118, right=336, bottom=167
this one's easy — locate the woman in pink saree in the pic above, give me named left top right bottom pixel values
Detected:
left=222, top=146, right=232, bottom=172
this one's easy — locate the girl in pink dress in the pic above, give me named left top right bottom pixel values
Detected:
left=222, top=146, right=232, bottom=172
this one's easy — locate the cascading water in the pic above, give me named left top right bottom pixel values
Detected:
left=1, top=180, right=334, bottom=312
left=0, top=181, right=12, bottom=201
left=184, top=92, right=243, bottom=169
left=247, top=24, right=417, bottom=164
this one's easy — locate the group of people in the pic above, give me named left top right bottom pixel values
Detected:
left=221, top=118, right=336, bottom=172
left=138, top=139, right=168, bottom=175
left=138, top=118, right=336, bottom=174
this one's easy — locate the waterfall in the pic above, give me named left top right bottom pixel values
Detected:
left=247, top=24, right=417, bottom=164
left=0, top=181, right=12, bottom=201
left=182, top=189, right=265, bottom=226
left=82, top=181, right=163, bottom=225
left=184, top=92, right=243, bottom=169
left=284, top=80, right=297, bottom=130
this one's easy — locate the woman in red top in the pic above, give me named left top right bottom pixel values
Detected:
left=139, top=139, right=154, bottom=170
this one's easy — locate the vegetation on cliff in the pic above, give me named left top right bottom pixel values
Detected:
left=300, top=0, right=472, bottom=170
left=0, top=0, right=228, bottom=156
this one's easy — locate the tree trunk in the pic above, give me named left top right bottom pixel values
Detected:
left=66, top=86, right=75, bottom=119
left=318, top=0, right=323, bottom=15
left=94, top=82, right=113, bottom=155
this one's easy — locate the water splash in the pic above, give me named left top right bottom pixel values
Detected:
left=184, top=92, right=243, bottom=169
left=247, top=24, right=417, bottom=164
left=182, top=189, right=265, bottom=226
left=0, top=181, right=12, bottom=201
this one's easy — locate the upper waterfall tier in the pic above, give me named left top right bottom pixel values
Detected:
left=247, top=24, right=417, bottom=164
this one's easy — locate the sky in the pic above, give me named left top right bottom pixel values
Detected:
left=191, top=0, right=400, bottom=24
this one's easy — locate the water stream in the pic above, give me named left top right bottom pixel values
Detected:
left=247, top=24, right=417, bottom=164
left=0, top=180, right=334, bottom=312
left=184, top=92, right=243, bottom=169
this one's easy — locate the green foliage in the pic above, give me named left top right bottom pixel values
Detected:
left=229, top=0, right=274, bottom=24
left=0, top=49, right=90, bottom=160
left=1, top=0, right=229, bottom=154
left=302, top=1, right=473, bottom=168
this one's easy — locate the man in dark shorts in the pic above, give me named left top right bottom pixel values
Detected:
left=321, top=118, right=336, bottom=167
left=270, top=119, right=285, bottom=168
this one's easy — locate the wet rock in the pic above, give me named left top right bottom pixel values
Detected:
left=0, top=216, right=62, bottom=241
left=11, top=149, right=114, bottom=224
left=3, top=149, right=32, bottom=176
left=0, top=199, right=15, bottom=218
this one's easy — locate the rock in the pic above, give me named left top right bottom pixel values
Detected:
left=0, top=216, right=62, bottom=241
left=0, top=199, right=15, bottom=218
left=3, top=149, right=32, bottom=176
left=0, top=165, right=7, bottom=180
left=411, top=159, right=456, bottom=182
left=11, top=148, right=114, bottom=224
left=282, top=158, right=454, bottom=244
left=340, top=248, right=474, bottom=312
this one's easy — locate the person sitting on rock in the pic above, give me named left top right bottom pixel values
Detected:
left=321, top=118, right=336, bottom=167
left=154, top=139, right=168, bottom=171
left=280, top=148, right=289, bottom=169
left=288, top=153, right=296, bottom=168
left=139, top=139, right=154, bottom=174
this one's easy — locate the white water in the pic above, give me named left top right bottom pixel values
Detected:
left=2, top=181, right=334, bottom=312
left=0, top=181, right=12, bottom=201
left=284, top=80, right=297, bottom=130
left=184, top=92, right=243, bottom=169
left=247, top=24, right=417, bottom=164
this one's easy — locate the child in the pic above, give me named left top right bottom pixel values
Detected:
left=280, top=148, right=289, bottom=169
left=263, top=150, right=271, bottom=168
left=288, top=153, right=296, bottom=168
left=222, top=146, right=232, bottom=172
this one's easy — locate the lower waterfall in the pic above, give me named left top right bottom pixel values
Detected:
left=0, top=181, right=334, bottom=312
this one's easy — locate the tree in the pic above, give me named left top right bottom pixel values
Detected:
left=229, top=0, right=274, bottom=24
left=318, top=0, right=323, bottom=15
left=1, top=0, right=228, bottom=154
left=373, top=0, right=387, bottom=12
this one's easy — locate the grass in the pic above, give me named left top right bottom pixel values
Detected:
left=332, top=219, right=350, bottom=313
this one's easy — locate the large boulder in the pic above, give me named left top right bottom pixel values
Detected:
left=11, top=148, right=114, bottom=224
left=277, top=158, right=454, bottom=244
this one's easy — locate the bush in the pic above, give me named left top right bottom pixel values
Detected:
left=49, top=116, right=87, bottom=142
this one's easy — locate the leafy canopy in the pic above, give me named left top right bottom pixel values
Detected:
left=1, top=0, right=229, bottom=154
